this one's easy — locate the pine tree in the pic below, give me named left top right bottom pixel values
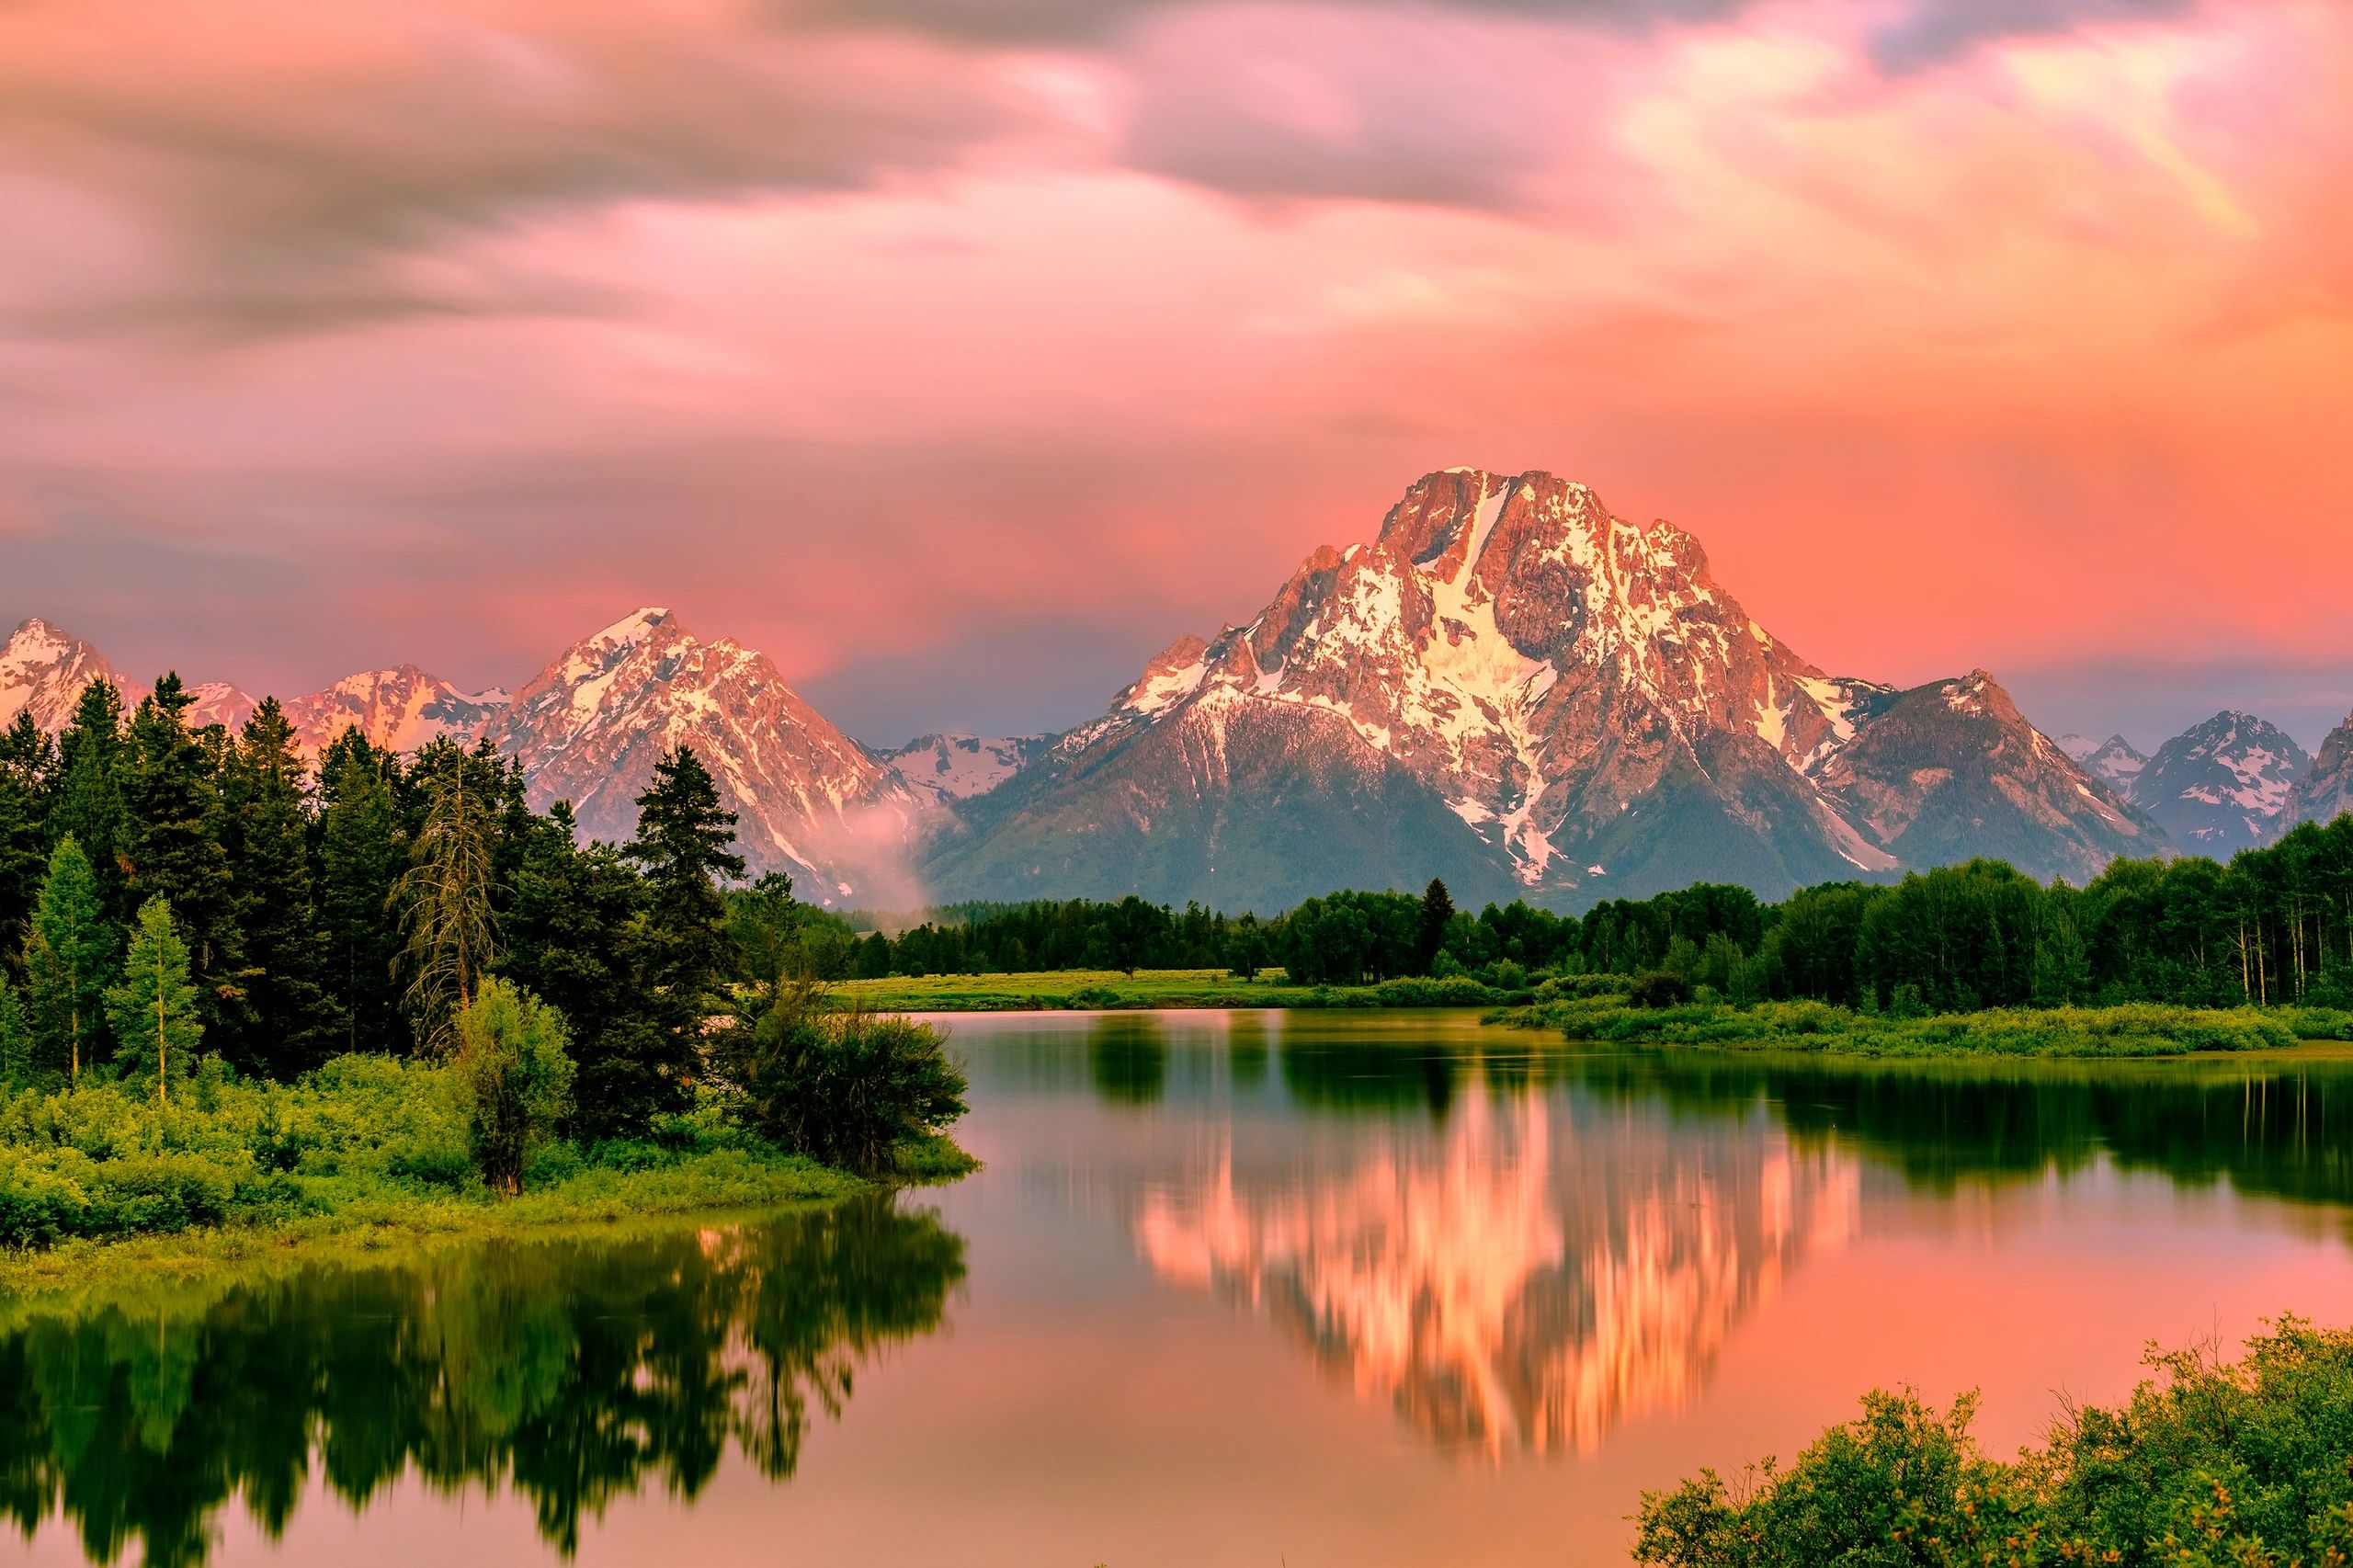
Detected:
left=1417, top=878, right=1456, bottom=974
left=226, top=699, right=342, bottom=1077
left=107, top=896, right=204, bottom=1107
left=317, top=729, right=405, bottom=1055
left=0, top=970, right=29, bottom=1085
left=395, top=740, right=500, bottom=1057
left=499, top=802, right=658, bottom=1139
left=121, top=674, right=245, bottom=1039
left=626, top=746, right=745, bottom=1003
left=0, top=712, right=51, bottom=959
left=51, top=679, right=128, bottom=916
left=26, top=835, right=116, bottom=1084
left=622, top=746, right=745, bottom=1119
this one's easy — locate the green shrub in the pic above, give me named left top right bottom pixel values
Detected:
left=1372, top=975, right=1500, bottom=1007
left=1635, top=1316, right=2353, bottom=1567
left=719, top=983, right=969, bottom=1177
left=452, top=979, right=577, bottom=1196
left=1629, top=971, right=1697, bottom=1008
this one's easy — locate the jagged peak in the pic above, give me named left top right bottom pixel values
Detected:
left=3, top=616, right=92, bottom=660
left=585, top=606, right=676, bottom=650
left=327, top=664, right=435, bottom=694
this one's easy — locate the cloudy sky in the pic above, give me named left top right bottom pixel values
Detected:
left=3, top=0, right=2348, bottom=748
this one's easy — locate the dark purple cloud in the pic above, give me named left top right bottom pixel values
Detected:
left=1870, top=0, right=2200, bottom=72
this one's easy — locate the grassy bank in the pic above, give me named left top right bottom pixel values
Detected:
left=1494, top=995, right=2353, bottom=1058
left=0, top=1054, right=976, bottom=1298
left=834, top=968, right=1523, bottom=1011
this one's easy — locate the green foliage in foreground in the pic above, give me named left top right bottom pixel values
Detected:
left=0, top=1051, right=923, bottom=1267
left=1634, top=1316, right=2353, bottom=1567
left=834, top=967, right=1529, bottom=1012
left=718, top=980, right=970, bottom=1176
left=452, top=976, right=575, bottom=1194
left=1497, top=996, right=2353, bottom=1058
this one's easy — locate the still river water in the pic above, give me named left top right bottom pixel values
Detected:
left=14, top=1010, right=2353, bottom=1566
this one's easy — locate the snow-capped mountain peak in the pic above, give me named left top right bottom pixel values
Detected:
left=484, top=610, right=918, bottom=903
left=2071, top=734, right=2148, bottom=792
left=183, top=682, right=257, bottom=733
left=2132, top=710, right=2311, bottom=847
left=926, top=467, right=2157, bottom=909
left=283, top=665, right=506, bottom=757
left=0, top=617, right=122, bottom=732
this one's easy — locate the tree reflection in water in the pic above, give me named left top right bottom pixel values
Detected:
left=0, top=1193, right=964, bottom=1567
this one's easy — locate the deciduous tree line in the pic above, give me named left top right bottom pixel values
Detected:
left=855, top=815, right=2353, bottom=1012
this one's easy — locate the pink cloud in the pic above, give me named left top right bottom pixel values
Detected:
left=1, top=0, right=2347, bottom=745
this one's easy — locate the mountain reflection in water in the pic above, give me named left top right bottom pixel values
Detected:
left=1098, top=1017, right=2353, bottom=1463
left=0, top=1193, right=963, bottom=1568
left=1133, top=1051, right=1858, bottom=1459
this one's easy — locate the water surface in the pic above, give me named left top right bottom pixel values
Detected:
left=15, top=1011, right=2353, bottom=1565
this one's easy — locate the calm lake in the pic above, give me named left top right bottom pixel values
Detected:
left=15, top=1009, right=2353, bottom=1566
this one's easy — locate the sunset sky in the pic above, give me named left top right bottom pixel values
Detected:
left=3, top=0, right=2348, bottom=747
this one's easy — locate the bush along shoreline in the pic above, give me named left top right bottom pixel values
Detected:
left=1633, top=1315, right=2353, bottom=1567
left=1491, top=987, right=2353, bottom=1059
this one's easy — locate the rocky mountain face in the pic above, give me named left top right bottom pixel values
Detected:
left=1808, top=672, right=2153, bottom=880
left=877, top=733, right=1053, bottom=808
left=927, top=469, right=2160, bottom=910
left=2058, top=733, right=2148, bottom=792
left=480, top=608, right=921, bottom=903
left=2129, top=711, right=2311, bottom=848
left=0, top=619, right=123, bottom=732
left=282, top=665, right=506, bottom=758
left=2289, top=712, right=2353, bottom=832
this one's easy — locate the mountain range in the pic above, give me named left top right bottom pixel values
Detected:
left=8, top=466, right=2352, bottom=911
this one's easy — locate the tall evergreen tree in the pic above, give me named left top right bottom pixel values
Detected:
left=225, top=699, right=342, bottom=1077
left=0, top=969, right=28, bottom=1085
left=395, top=740, right=500, bottom=1057
left=626, top=746, right=745, bottom=1000
left=0, top=711, right=51, bottom=960
left=728, top=871, right=801, bottom=987
left=1417, top=877, right=1456, bottom=973
left=122, top=674, right=245, bottom=1038
left=51, top=679, right=128, bottom=916
left=317, top=729, right=406, bottom=1056
left=26, top=835, right=115, bottom=1084
left=622, top=746, right=745, bottom=1119
left=107, top=896, right=204, bottom=1107
left=500, top=802, right=661, bottom=1139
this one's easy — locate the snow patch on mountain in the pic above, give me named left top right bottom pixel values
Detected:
left=284, top=665, right=507, bottom=757
left=183, top=682, right=257, bottom=733
left=879, top=733, right=1052, bottom=806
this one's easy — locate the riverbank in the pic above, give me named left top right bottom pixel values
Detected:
left=1493, top=996, right=2353, bottom=1058
left=0, top=1055, right=978, bottom=1299
left=835, top=968, right=1523, bottom=1011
